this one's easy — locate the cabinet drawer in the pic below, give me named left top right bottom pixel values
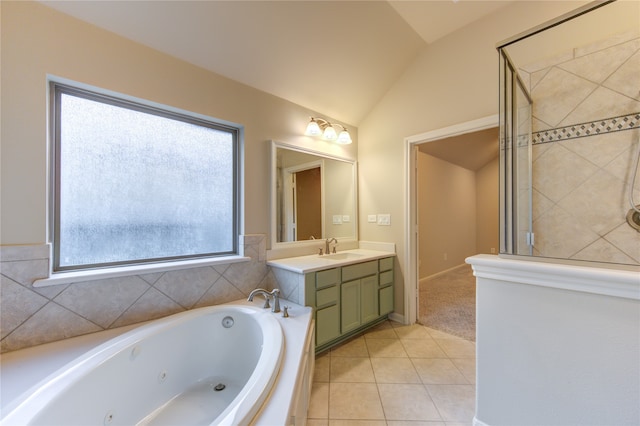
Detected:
left=316, top=285, right=338, bottom=307
left=379, top=257, right=394, bottom=272
left=316, top=268, right=340, bottom=289
left=342, top=261, right=377, bottom=281
left=379, top=270, right=393, bottom=287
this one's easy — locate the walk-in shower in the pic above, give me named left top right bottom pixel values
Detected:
left=628, top=141, right=640, bottom=231
left=498, top=0, right=640, bottom=266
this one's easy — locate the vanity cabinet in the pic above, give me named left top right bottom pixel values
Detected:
left=304, top=257, right=394, bottom=352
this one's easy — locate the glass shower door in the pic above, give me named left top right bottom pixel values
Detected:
left=499, top=49, right=533, bottom=256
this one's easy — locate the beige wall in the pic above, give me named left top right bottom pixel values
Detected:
left=417, top=152, right=499, bottom=279
left=357, top=1, right=588, bottom=315
left=0, top=1, right=357, bottom=247
left=476, top=157, right=499, bottom=256
left=417, top=152, right=476, bottom=278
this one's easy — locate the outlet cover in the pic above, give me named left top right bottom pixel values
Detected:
left=368, top=214, right=377, bottom=223
left=377, top=214, right=391, bottom=226
left=342, top=215, right=350, bottom=223
left=332, top=215, right=343, bottom=224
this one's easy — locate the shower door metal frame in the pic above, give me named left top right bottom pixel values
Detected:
left=498, top=48, right=533, bottom=256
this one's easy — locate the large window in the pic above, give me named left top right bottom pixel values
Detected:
left=51, top=82, right=240, bottom=272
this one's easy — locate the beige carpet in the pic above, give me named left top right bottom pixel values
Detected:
left=418, top=264, right=476, bottom=342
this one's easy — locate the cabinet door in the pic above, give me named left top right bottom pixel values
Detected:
left=379, top=285, right=394, bottom=316
left=361, top=275, right=379, bottom=324
left=316, top=304, right=340, bottom=346
left=341, top=280, right=361, bottom=333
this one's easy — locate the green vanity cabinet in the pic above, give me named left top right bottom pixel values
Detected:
left=305, top=256, right=395, bottom=352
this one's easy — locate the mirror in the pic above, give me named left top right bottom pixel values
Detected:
left=270, top=141, right=357, bottom=245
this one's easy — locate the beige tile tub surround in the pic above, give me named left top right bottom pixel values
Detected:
left=520, top=33, right=640, bottom=265
left=0, top=235, right=276, bottom=353
left=308, top=320, right=476, bottom=425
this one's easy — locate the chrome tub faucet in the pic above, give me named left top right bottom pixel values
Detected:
left=247, top=288, right=281, bottom=313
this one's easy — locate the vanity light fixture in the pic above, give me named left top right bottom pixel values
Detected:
left=305, top=117, right=352, bottom=145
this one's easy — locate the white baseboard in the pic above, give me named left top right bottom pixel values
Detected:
left=421, top=263, right=469, bottom=283
left=473, top=416, right=489, bottom=426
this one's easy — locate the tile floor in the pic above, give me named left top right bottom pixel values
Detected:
left=307, top=320, right=476, bottom=426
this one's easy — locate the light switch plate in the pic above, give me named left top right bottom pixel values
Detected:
left=368, top=214, right=377, bottom=223
left=342, top=215, right=350, bottom=223
left=332, top=215, right=343, bottom=224
left=377, top=214, right=391, bottom=226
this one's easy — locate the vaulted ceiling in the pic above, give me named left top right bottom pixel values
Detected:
left=40, top=1, right=512, bottom=126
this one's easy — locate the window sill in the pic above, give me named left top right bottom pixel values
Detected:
left=33, top=255, right=251, bottom=288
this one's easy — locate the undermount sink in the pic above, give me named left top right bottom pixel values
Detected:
left=321, top=252, right=363, bottom=261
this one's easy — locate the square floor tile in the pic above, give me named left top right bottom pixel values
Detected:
left=394, top=324, right=433, bottom=340
left=364, top=324, right=399, bottom=339
left=451, top=358, right=476, bottom=384
left=370, top=357, right=421, bottom=383
left=423, top=327, right=461, bottom=340
left=402, top=337, right=448, bottom=358
left=330, top=357, right=375, bottom=383
left=314, top=353, right=330, bottom=382
left=426, top=384, right=476, bottom=422
left=329, top=420, right=386, bottom=426
left=329, top=383, right=385, bottom=420
left=377, top=383, right=442, bottom=421
left=366, top=338, right=409, bottom=357
left=308, top=382, right=329, bottom=419
left=331, top=336, right=369, bottom=357
left=307, top=420, right=329, bottom=426
left=434, top=338, right=476, bottom=358
left=412, top=358, right=469, bottom=384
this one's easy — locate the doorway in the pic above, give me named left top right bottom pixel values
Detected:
left=294, top=167, right=322, bottom=241
left=416, top=128, right=499, bottom=340
left=404, top=115, right=499, bottom=329
left=282, top=161, right=323, bottom=241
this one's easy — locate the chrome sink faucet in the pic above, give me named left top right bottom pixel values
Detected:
left=247, top=288, right=281, bottom=313
left=325, top=237, right=337, bottom=254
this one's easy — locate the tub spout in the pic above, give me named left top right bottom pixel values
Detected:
left=248, top=288, right=271, bottom=309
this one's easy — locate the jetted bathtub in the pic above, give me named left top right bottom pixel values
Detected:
left=1, top=304, right=284, bottom=426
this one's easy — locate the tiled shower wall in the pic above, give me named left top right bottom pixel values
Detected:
left=519, top=33, right=640, bottom=265
left=0, top=235, right=276, bottom=353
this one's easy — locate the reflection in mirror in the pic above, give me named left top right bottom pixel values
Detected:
left=271, top=141, right=357, bottom=245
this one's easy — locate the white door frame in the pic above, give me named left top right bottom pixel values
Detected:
left=403, top=114, right=499, bottom=325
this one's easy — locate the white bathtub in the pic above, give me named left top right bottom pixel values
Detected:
left=1, top=304, right=286, bottom=426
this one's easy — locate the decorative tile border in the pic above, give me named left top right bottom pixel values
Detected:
left=533, top=112, right=640, bottom=145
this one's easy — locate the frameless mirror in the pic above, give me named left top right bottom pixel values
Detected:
left=270, top=141, right=357, bottom=245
